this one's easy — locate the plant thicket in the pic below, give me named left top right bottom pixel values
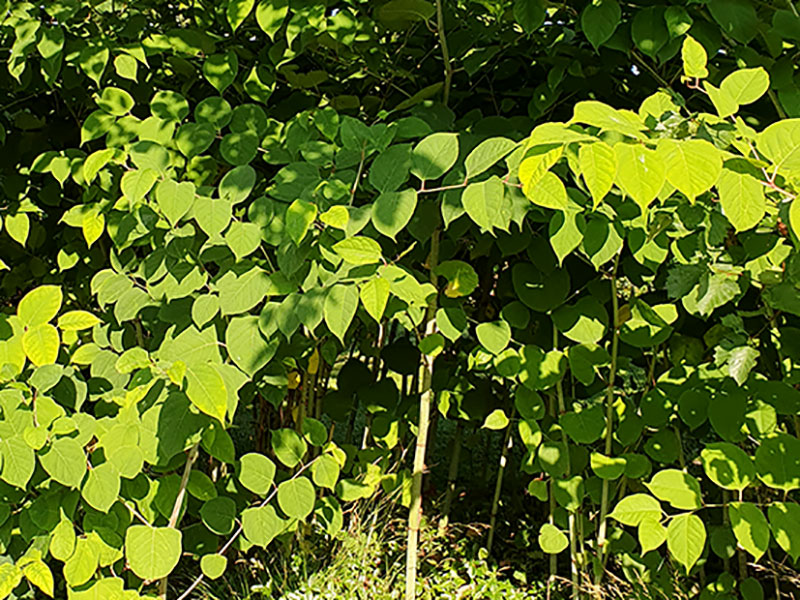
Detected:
left=2, top=1, right=800, bottom=599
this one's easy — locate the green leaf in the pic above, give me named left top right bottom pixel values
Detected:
left=176, top=123, right=216, bottom=158
left=83, top=148, right=115, bottom=184
left=125, top=526, right=182, bottom=580
left=82, top=208, right=104, bottom=248
left=114, top=54, right=138, bottom=81
left=513, top=0, right=545, bottom=33
left=729, top=502, right=769, bottom=561
left=218, top=266, right=272, bottom=315
left=121, top=169, right=158, bottom=204
left=482, top=409, right=509, bottom=430
left=614, top=144, right=665, bottom=211
left=332, top=237, right=382, bottom=266
left=581, top=0, right=621, bottom=50
left=286, top=199, right=318, bottom=245
left=718, top=160, right=765, bottom=232
left=50, top=519, right=76, bottom=561
left=572, top=101, right=646, bottom=138
left=553, top=297, right=608, bottom=344
left=227, top=0, right=255, bottom=31
left=220, top=166, right=256, bottom=205
left=658, top=139, right=722, bottom=202
left=242, top=505, right=283, bottom=547
left=203, top=51, right=238, bottom=92
left=411, top=132, right=459, bottom=181
left=226, top=316, right=276, bottom=376
left=277, top=477, right=315, bottom=520
left=538, top=523, right=568, bottom=554
left=708, top=0, right=758, bottom=44
left=465, top=137, right=517, bottom=179
left=768, top=502, right=800, bottom=562
left=95, top=87, right=134, bottom=116
left=220, top=131, right=258, bottom=165
left=225, top=221, right=262, bottom=260
left=519, top=346, right=567, bottom=391
left=549, top=209, right=584, bottom=266
left=579, top=141, right=617, bottom=207
left=519, top=145, right=563, bottom=195
left=377, top=0, right=435, bottom=27
left=78, top=44, right=108, bottom=85
left=201, top=554, right=227, bottom=580
left=682, top=273, right=739, bottom=317
left=201, top=497, right=236, bottom=535
left=704, top=82, right=739, bottom=118
left=149, top=90, right=188, bottom=121
left=372, top=189, right=417, bottom=240
left=754, top=433, right=800, bottom=491
left=271, top=429, right=307, bottom=468
left=18, top=285, right=62, bottom=327
left=700, top=442, right=756, bottom=491
left=666, top=513, right=706, bottom=572
left=312, top=454, right=340, bottom=489
left=39, top=437, right=86, bottom=488
left=239, top=452, right=276, bottom=495
left=645, top=469, right=703, bottom=510
left=5, top=212, right=29, bottom=246
left=155, top=179, right=195, bottom=227
left=63, top=538, right=97, bottom=587
left=665, top=6, right=693, bottom=37
left=462, top=176, right=505, bottom=232
left=255, top=0, right=288, bottom=39
left=22, top=324, right=60, bottom=366
left=609, top=493, right=662, bottom=526
left=560, top=405, right=605, bottom=444
left=591, top=453, right=626, bottom=480
left=436, top=260, right=478, bottom=298
left=632, top=6, right=669, bottom=58
left=728, top=346, right=759, bottom=385
left=186, top=363, right=228, bottom=422
left=476, top=320, right=511, bottom=355
left=0, top=437, right=35, bottom=489
left=720, top=67, right=769, bottom=105
left=757, top=119, right=800, bottom=176
left=360, top=278, right=390, bottom=323
left=419, top=333, right=444, bottom=357
left=324, top=285, right=359, bottom=344
left=194, top=197, right=233, bottom=238
left=0, top=564, right=22, bottom=599
left=22, top=559, right=54, bottom=597
left=369, top=144, right=412, bottom=193
left=524, top=171, right=568, bottom=211
left=638, top=518, right=667, bottom=555
left=81, top=462, right=120, bottom=512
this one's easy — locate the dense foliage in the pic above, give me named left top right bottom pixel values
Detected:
left=2, top=1, right=800, bottom=599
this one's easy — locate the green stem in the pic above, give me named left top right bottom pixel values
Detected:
left=159, top=443, right=200, bottom=600
left=440, top=420, right=464, bottom=530
left=594, top=253, right=621, bottom=585
left=555, top=326, right=579, bottom=598
left=404, top=227, right=440, bottom=600
left=435, top=0, right=453, bottom=105
left=487, top=412, right=514, bottom=554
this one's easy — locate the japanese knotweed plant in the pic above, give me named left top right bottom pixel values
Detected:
left=3, top=1, right=800, bottom=599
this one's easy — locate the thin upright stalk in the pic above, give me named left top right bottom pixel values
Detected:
left=594, top=253, right=621, bottom=584
left=158, top=444, right=200, bottom=599
left=435, top=0, right=453, bottom=105
left=440, top=420, right=464, bottom=529
left=404, top=228, right=440, bottom=600
left=553, top=325, right=579, bottom=598
left=547, top=394, right=557, bottom=600
left=487, top=414, right=513, bottom=553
